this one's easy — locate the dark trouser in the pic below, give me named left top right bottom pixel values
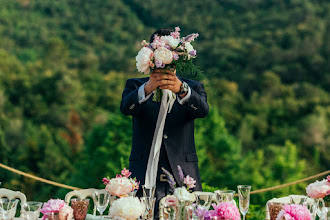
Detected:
left=137, top=145, right=173, bottom=219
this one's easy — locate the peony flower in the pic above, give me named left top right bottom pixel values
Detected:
left=109, top=197, right=145, bottom=219
left=40, top=199, right=67, bottom=220
left=121, top=168, right=132, bottom=178
left=106, top=177, right=134, bottom=197
left=160, top=35, right=180, bottom=49
left=59, top=205, right=73, bottom=220
left=136, top=47, right=154, bottom=74
left=206, top=202, right=240, bottom=220
left=276, top=204, right=311, bottom=220
left=184, top=175, right=196, bottom=189
left=154, top=47, right=173, bottom=65
left=174, top=186, right=191, bottom=201
left=306, top=179, right=330, bottom=199
left=165, top=196, right=178, bottom=208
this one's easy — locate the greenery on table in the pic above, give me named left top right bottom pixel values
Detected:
left=0, top=0, right=329, bottom=219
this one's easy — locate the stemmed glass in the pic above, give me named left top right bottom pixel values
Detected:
left=21, top=201, right=43, bottom=220
left=195, top=192, right=214, bottom=211
left=237, top=185, right=251, bottom=220
left=93, top=189, right=110, bottom=219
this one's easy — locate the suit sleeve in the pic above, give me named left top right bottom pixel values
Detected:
left=120, top=79, right=143, bottom=116
left=182, top=82, right=209, bottom=119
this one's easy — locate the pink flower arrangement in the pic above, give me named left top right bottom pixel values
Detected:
left=276, top=204, right=311, bottom=220
left=40, top=199, right=73, bottom=220
left=205, top=202, right=241, bottom=220
left=306, top=176, right=330, bottom=199
left=136, top=26, right=201, bottom=102
left=136, top=26, right=199, bottom=75
left=103, top=168, right=139, bottom=197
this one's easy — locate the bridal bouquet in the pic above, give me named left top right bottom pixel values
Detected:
left=102, top=168, right=139, bottom=197
left=136, top=26, right=201, bottom=101
left=40, top=199, right=73, bottom=220
left=306, top=175, right=330, bottom=199
left=276, top=204, right=311, bottom=220
left=162, top=165, right=195, bottom=201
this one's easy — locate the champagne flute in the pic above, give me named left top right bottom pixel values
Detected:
left=93, top=189, right=110, bottom=219
left=237, top=185, right=251, bottom=220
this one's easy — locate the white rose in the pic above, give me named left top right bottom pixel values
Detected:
left=160, top=36, right=180, bottom=49
left=154, top=47, right=173, bottom=65
left=173, top=187, right=191, bottom=201
left=136, top=47, right=153, bottom=74
left=185, top=42, right=194, bottom=53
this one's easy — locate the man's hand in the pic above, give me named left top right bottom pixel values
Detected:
left=144, top=69, right=186, bottom=97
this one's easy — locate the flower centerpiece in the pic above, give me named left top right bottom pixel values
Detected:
left=275, top=204, right=311, bottom=220
left=102, top=168, right=139, bottom=198
left=108, top=196, right=145, bottom=220
left=204, top=202, right=241, bottom=220
left=162, top=165, right=196, bottom=201
left=40, top=199, right=73, bottom=220
left=162, top=165, right=196, bottom=219
left=306, top=175, right=330, bottom=199
left=135, top=26, right=201, bottom=101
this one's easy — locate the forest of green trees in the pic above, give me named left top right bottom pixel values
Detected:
left=0, top=0, right=329, bottom=218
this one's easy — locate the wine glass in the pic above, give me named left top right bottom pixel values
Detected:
left=237, top=185, right=251, bottom=220
left=194, top=192, right=214, bottom=211
left=93, top=189, right=110, bottom=219
left=21, top=201, right=43, bottom=220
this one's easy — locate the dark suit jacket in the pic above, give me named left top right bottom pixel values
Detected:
left=120, top=77, right=209, bottom=191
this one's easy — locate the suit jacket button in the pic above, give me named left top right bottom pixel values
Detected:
left=163, top=134, right=168, bottom=139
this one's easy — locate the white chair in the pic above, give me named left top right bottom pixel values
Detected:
left=65, top=188, right=97, bottom=215
left=265, top=195, right=314, bottom=220
left=0, top=188, right=27, bottom=217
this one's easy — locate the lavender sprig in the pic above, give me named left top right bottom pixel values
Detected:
left=162, top=167, right=176, bottom=190
left=177, top=165, right=184, bottom=183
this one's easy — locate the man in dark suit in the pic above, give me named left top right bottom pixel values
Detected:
left=120, top=28, right=209, bottom=218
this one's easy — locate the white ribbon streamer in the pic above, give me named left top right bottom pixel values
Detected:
left=144, top=89, right=176, bottom=189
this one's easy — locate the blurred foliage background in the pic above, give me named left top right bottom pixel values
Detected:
left=0, top=0, right=329, bottom=218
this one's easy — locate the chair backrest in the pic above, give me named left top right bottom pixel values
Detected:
left=0, top=188, right=27, bottom=217
left=64, top=188, right=97, bottom=215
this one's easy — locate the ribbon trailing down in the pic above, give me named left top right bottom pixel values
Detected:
left=145, top=89, right=176, bottom=189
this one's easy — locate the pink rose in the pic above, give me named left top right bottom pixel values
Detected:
left=184, top=175, right=196, bottom=189
left=165, top=196, right=178, bottom=208
left=327, top=175, right=330, bottom=182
